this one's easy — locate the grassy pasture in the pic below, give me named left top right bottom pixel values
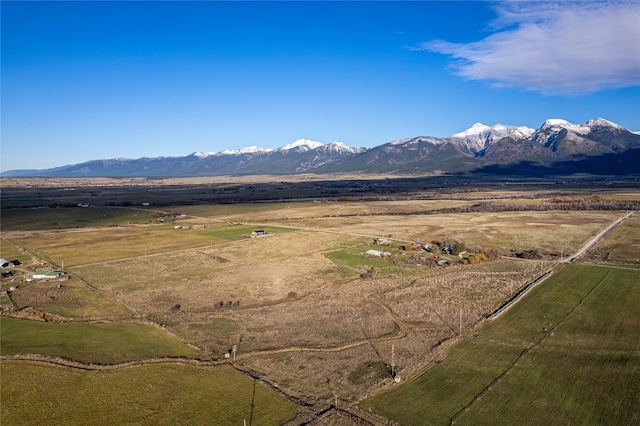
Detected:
left=6, top=223, right=294, bottom=267
left=360, top=264, right=640, bottom=425
left=1, top=363, right=297, bottom=426
left=0, top=317, right=203, bottom=364
left=0, top=239, right=29, bottom=266
left=70, top=231, right=364, bottom=314
left=7, top=278, right=134, bottom=318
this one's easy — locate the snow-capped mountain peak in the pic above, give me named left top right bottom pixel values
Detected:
left=280, top=139, right=324, bottom=151
left=450, top=123, right=518, bottom=152
left=450, top=122, right=491, bottom=139
left=581, top=117, right=623, bottom=129
left=323, top=141, right=365, bottom=154
left=531, top=119, right=590, bottom=144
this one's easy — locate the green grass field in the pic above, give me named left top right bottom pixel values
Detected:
left=0, top=363, right=298, bottom=426
left=0, top=317, right=204, bottom=364
left=360, top=264, right=640, bottom=425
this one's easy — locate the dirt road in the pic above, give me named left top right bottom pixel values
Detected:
left=563, top=211, right=635, bottom=262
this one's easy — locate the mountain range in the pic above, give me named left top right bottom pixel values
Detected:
left=3, top=118, right=639, bottom=178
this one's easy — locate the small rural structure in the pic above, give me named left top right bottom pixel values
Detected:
left=374, top=237, right=391, bottom=245
left=251, top=230, right=267, bottom=238
left=0, top=259, right=14, bottom=268
left=32, top=271, right=64, bottom=281
left=366, top=249, right=391, bottom=257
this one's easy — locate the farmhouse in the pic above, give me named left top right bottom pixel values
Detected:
left=251, top=230, right=267, bottom=237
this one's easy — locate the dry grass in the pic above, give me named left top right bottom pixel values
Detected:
left=7, top=278, right=133, bottom=318
left=71, top=231, right=364, bottom=313
left=275, top=210, right=623, bottom=254
left=4, top=185, right=637, bottom=409
left=582, top=214, right=640, bottom=265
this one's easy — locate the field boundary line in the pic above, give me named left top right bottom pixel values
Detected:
left=0, top=353, right=224, bottom=370
left=450, top=268, right=612, bottom=425
left=488, top=271, right=553, bottom=319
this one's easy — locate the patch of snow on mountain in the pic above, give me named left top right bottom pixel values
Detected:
left=192, top=151, right=216, bottom=158
left=219, top=146, right=273, bottom=155
left=509, top=126, right=536, bottom=139
left=390, top=137, right=417, bottom=146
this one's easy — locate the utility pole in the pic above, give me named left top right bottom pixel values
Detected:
left=459, top=308, right=462, bottom=337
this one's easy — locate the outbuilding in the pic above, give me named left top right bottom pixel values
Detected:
left=366, top=249, right=391, bottom=257
left=32, top=271, right=63, bottom=280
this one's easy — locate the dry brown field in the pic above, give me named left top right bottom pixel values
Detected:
left=2, top=177, right=638, bottom=422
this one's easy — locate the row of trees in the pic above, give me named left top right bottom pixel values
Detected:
left=431, top=199, right=639, bottom=215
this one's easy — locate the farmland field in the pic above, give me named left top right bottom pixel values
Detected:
left=1, top=363, right=297, bottom=426
left=1, top=176, right=638, bottom=424
left=360, top=264, right=640, bottom=425
left=1, top=317, right=203, bottom=363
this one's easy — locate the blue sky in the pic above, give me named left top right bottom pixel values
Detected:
left=2, top=1, right=639, bottom=172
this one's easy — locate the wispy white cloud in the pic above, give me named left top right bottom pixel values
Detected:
left=415, top=1, right=640, bottom=94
